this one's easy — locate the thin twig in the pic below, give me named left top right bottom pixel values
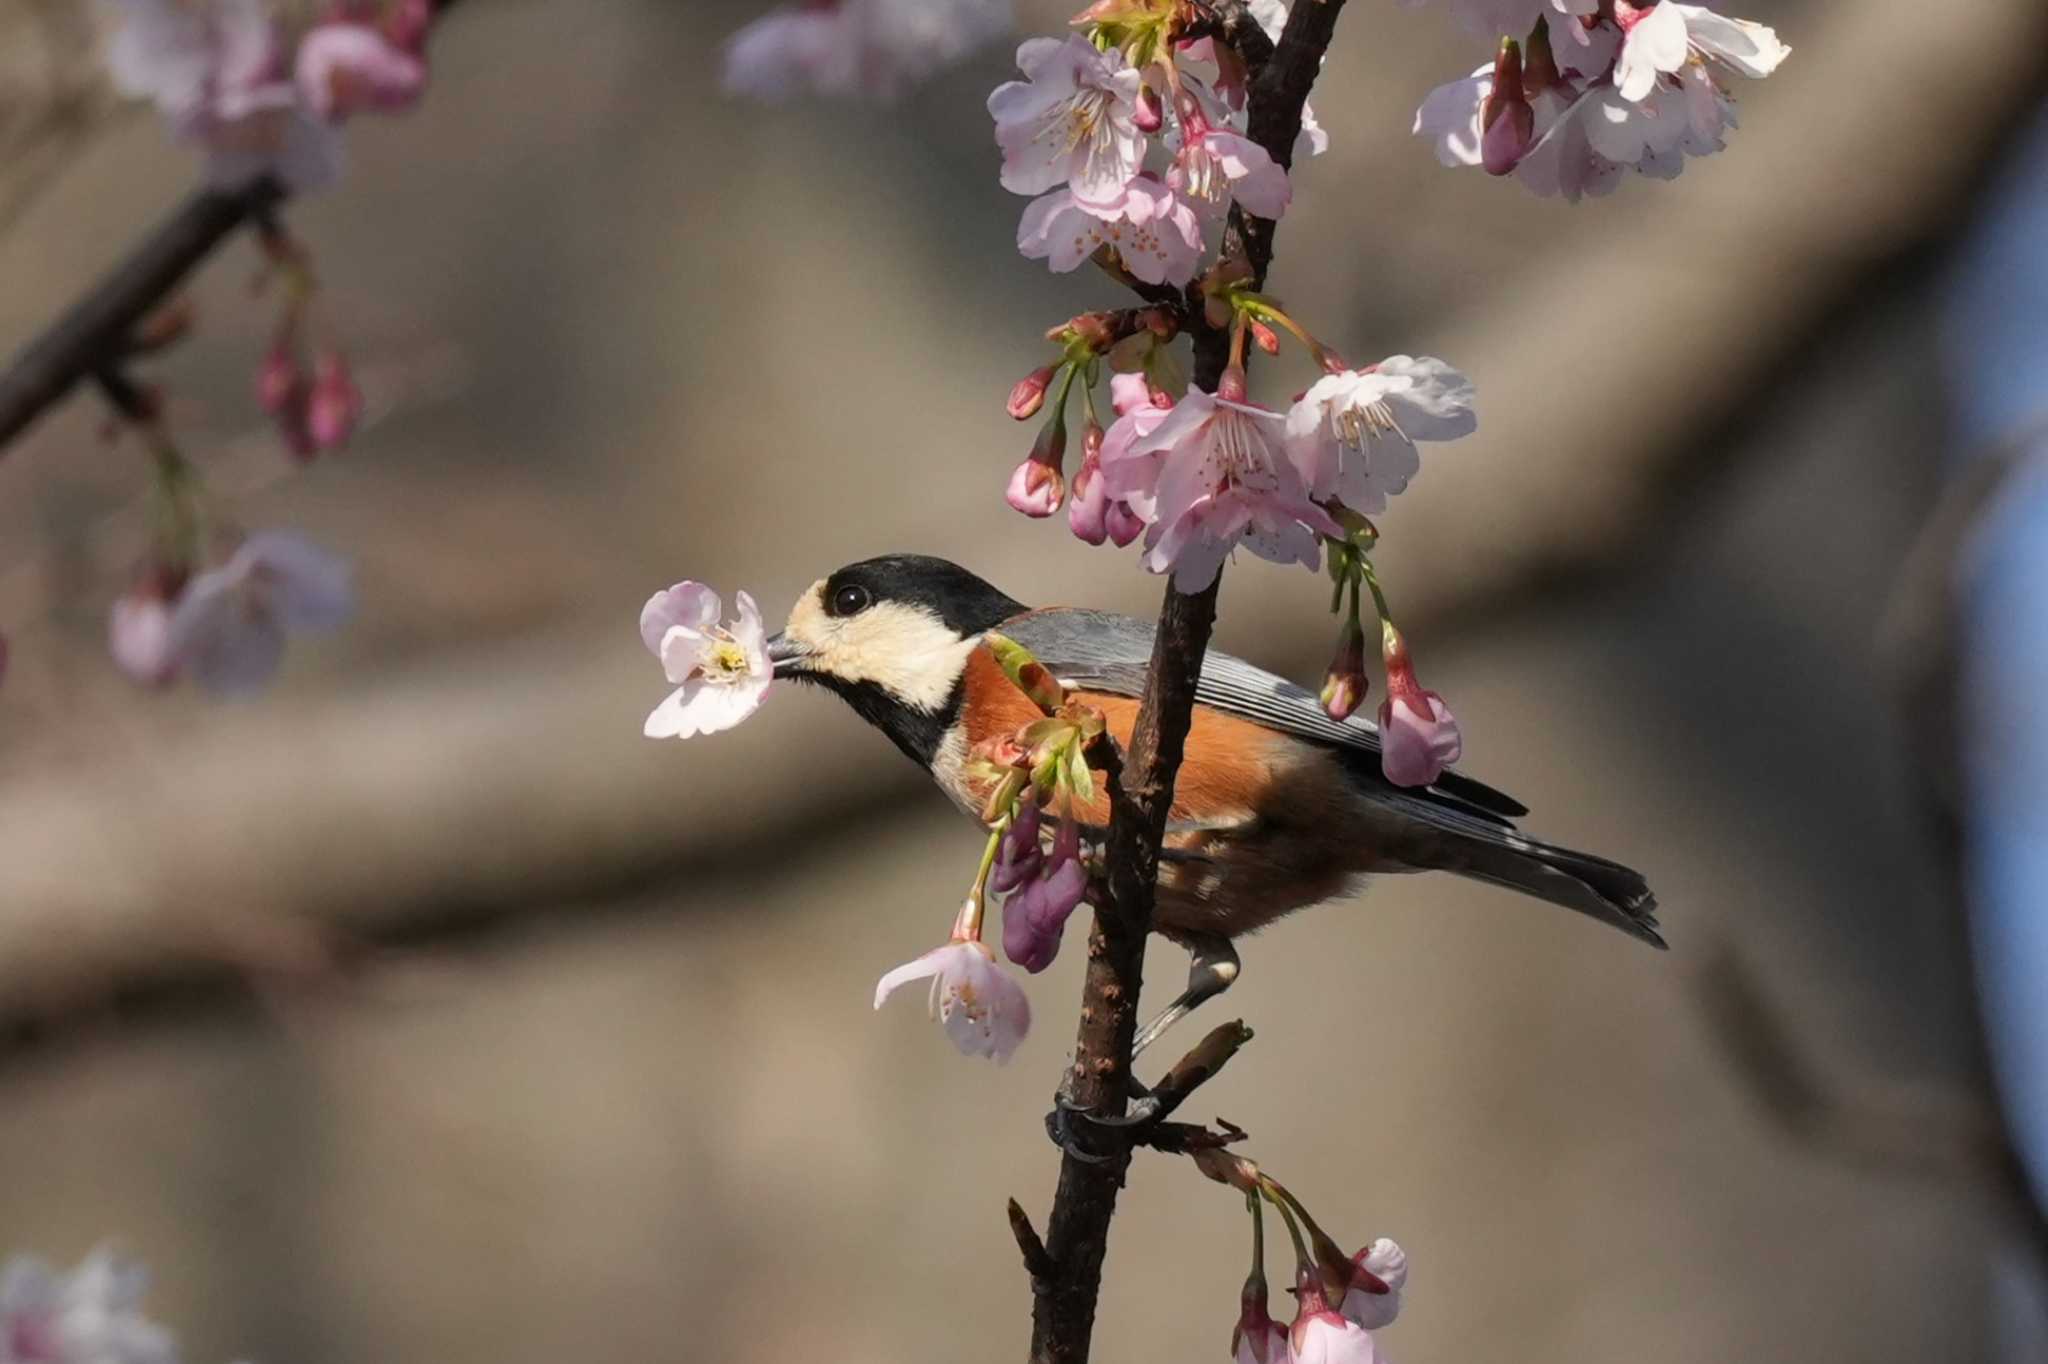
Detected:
left=1026, top=8, right=1348, bottom=1361
left=1009, top=1198, right=1056, bottom=1286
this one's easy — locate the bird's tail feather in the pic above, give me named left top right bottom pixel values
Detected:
left=1394, top=799, right=1665, bottom=948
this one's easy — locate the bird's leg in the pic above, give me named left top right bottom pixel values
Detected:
left=1132, top=934, right=1240, bottom=1062
left=1048, top=935, right=1241, bottom=1143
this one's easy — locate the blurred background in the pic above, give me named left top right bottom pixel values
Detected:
left=0, top=0, right=2045, bottom=1360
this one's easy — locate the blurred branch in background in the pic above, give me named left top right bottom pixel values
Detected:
left=0, top=0, right=2045, bottom=1068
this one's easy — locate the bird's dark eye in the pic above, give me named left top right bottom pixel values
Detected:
left=830, top=583, right=872, bottom=617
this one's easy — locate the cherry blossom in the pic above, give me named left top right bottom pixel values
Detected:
left=988, top=36, right=1146, bottom=204
left=0, top=1248, right=178, bottom=1364
left=295, top=19, right=429, bottom=121
left=1285, top=356, right=1476, bottom=515
left=1339, top=1240, right=1408, bottom=1332
left=1016, top=175, right=1205, bottom=286
left=1613, top=2, right=1789, bottom=103
left=1169, top=115, right=1291, bottom=220
left=1288, top=1267, right=1380, bottom=1364
left=1232, top=1277, right=1294, bottom=1364
left=1320, top=614, right=1368, bottom=722
left=1189, top=0, right=1329, bottom=159
left=722, top=0, right=1012, bottom=101
left=1377, top=629, right=1461, bottom=787
left=1411, top=4, right=1785, bottom=199
left=640, top=581, right=773, bottom=739
left=306, top=350, right=363, bottom=451
left=108, top=578, right=182, bottom=688
left=874, top=931, right=1032, bottom=1062
left=161, top=531, right=353, bottom=696
left=1102, top=376, right=1341, bottom=592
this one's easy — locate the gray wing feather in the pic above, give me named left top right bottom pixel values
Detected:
left=998, top=608, right=1528, bottom=821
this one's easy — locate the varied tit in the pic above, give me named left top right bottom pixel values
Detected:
left=767, top=553, right=1661, bottom=1054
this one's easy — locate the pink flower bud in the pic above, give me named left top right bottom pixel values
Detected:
left=257, top=342, right=306, bottom=415
left=383, top=0, right=433, bottom=53
left=1067, top=417, right=1111, bottom=544
left=306, top=351, right=362, bottom=450
left=1378, top=631, right=1462, bottom=787
left=1481, top=39, right=1535, bottom=176
left=296, top=21, right=429, bottom=122
left=1108, top=371, right=1154, bottom=417
left=991, top=796, right=1044, bottom=893
left=1250, top=319, right=1280, bottom=355
left=1001, top=814, right=1086, bottom=973
left=1134, top=82, right=1164, bottom=134
left=1006, top=421, right=1068, bottom=517
left=1523, top=18, right=1561, bottom=95
left=1104, top=499, right=1145, bottom=548
left=1320, top=617, right=1368, bottom=721
left=108, top=575, right=183, bottom=687
left=1008, top=364, right=1056, bottom=420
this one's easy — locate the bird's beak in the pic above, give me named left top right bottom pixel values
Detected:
left=766, top=632, right=810, bottom=670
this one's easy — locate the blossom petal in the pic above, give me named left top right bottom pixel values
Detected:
left=641, top=582, right=722, bottom=656
left=1614, top=0, right=1689, bottom=101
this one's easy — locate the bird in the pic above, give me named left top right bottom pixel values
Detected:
left=765, top=552, right=1662, bottom=1061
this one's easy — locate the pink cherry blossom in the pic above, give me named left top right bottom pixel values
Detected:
left=162, top=531, right=354, bottom=696
left=1377, top=632, right=1461, bottom=787
left=1169, top=114, right=1291, bottom=220
left=988, top=36, right=1145, bottom=205
left=1289, top=1268, right=1380, bottom=1364
left=1339, top=1240, right=1408, bottom=1331
left=1285, top=356, right=1476, bottom=515
left=104, top=0, right=343, bottom=191
left=108, top=580, right=181, bottom=688
left=1109, top=372, right=1159, bottom=417
left=295, top=20, right=429, bottom=121
left=1102, top=378, right=1340, bottom=592
left=1232, top=1276, right=1294, bottom=1364
left=0, top=1246, right=178, bottom=1364
left=306, top=351, right=363, bottom=450
left=1187, top=1, right=1329, bottom=159
left=722, top=0, right=1012, bottom=101
left=641, top=582, right=773, bottom=739
left=874, top=932, right=1031, bottom=1062
left=1016, top=174, right=1205, bottom=286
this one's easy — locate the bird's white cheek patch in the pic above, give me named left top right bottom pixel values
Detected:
left=784, top=594, right=978, bottom=714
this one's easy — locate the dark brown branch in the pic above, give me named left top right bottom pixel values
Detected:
left=1026, top=8, right=1347, bottom=1361
left=0, top=0, right=465, bottom=455
left=0, top=179, right=282, bottom=450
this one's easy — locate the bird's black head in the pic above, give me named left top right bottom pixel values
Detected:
left=767, top=555, right=1025, bottom=765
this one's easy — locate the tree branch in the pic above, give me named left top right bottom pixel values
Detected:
left=1026, top=7, right=1347, bottom=1361
left=0, top=0, right=465, bottom=455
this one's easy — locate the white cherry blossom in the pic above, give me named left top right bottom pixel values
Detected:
left=1614, top=2, right=1789, bottom=103
left=0, top=1247, right=178, bottom=1364
left=1016, top=174, right=1204, bottom=286
left=163, top=531, right=353, bottom=696
left=1285, top=356, right=1476, bottom=514
left=722, top=0, right=1012, bottom=101
left=640, top=581, right=773, bottom=739
left=874, top=934, right=1031, bottom=1062
left=988, top=36, right=1145, bottom=204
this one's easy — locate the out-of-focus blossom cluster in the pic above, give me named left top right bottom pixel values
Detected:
left=722, top=0, right=1013, bottom=101
left=110, top=530, right=353, bottom=696
left=102, top=0, right=432, bottom=193
left=990, top=0, right=1325, bottom=291
left=0, top=1246, right=211, bottom=1364
left=1407, top=0, right=1789, bottom=200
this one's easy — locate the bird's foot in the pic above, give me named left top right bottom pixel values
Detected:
left=1044, top=1074, right=1158, bottom=1162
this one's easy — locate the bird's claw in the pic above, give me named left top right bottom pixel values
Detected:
left=1044, top=1079, right=1158, bottom=1160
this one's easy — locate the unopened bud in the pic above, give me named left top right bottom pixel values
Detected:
left=256, top=343, right=305, bottom=415
left=306, top=351, right=361, bottom=450
left=1133, top=83, right=1164, bottom=134
left=1481, top=40, right=1535, bottom=176
left=1523, top=16, right=1561, bottom=95
left=1192, top=1147, right=1261, bottom=1192
left=1319, top=616, right=1369, bottom=721
left=1008, top=364, right=1056, bottom=420
left=1250, top=319, right=1280, bottom=355
left=1105, top=499, right=1145, bottom=548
